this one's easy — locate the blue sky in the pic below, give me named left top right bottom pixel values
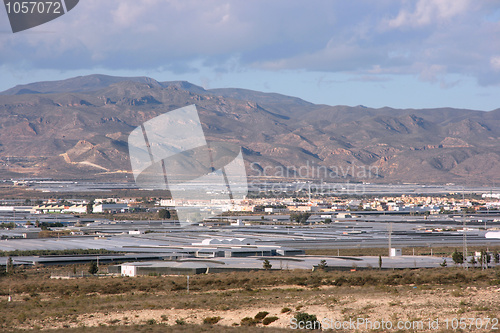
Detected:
left=0, top=0, right=499, bottom=110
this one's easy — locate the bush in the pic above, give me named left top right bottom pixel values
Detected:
left=241, top=317, right=259, bottom=326
left=203, top=316, right=221, bottom=325
left=263, top=316, right=279, bottom=325
left=294, top=312, right=319, bottom=330
left=158, top=209, right=171, bottom=219
left=254, top=311, right=269, bottom=321
left=88, top=261, right=98, bottom=275
left=17, top=313, right=27, bottom=324
left=281, top=307, right=292, bottom=313
left=333, top=276, right=347, bottom=286
left=175, top=319, right=186, bottom=325
left=452, top=250, right=464, bottom=265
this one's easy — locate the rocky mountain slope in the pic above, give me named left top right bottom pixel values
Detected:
left=0, top=74, right=499, bottom=184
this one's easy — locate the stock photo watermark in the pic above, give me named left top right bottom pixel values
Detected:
left=128, top=104, right=248, bottom=224
left=3, top=0, right=79, bottom=33
left=127, top=105, right=381, bottom=222
left=248, top=161, right=380, bottom=197
left=250, top=161, right=380, bottom=180
left=248, top=180, right=369, bottom=197
left=290, top=317, right=499, bottom=331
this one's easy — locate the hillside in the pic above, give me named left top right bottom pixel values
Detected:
left=0, top=74, right=499, bottom=184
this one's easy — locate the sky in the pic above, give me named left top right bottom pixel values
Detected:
left=0, top=0, right=499, bottom=111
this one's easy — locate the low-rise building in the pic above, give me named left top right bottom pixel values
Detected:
left=93, top=204, right=129, bottom=213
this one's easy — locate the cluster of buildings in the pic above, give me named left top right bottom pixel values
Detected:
left=0, top=193, right=496, bottom=219
left=33, top=203, right=129, bottom=214
left=168, top=195, right=488, bottom=215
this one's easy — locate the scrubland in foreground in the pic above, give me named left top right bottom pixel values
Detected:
left=1, top=265, right=499, bottom=332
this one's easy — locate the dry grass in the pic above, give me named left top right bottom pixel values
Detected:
left=9, top=325, right=290, bottom=332
left=0, top=265, right=499, bottom=331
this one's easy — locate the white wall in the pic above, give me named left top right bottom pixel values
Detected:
left=121, top=265, right=136, bottom=277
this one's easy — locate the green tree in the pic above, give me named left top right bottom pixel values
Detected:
left=88, top=261, right=98, bottom=275
left=6, top=257, right=13, bottom=273
left=262, top=259, right=272, bottom=270
left=86, top=200, right=94, bottom=214
left=440, top=259, right=447, bottom=267
left=469, top=256, right=477, bottom=268
left=290, top=212, right=311, bottom=224
left=480, top=250, right=491, bottom=269
left=158, top=209, right=171, bottom=219
left=452, top=249, right=464, bottom=266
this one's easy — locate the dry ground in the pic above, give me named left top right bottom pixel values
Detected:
left=1, top=265, right=500, bottom=332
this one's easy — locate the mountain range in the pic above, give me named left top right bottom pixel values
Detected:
left=0, top=74, right=499, bottom=185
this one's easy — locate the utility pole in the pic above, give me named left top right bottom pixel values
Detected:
left=462, top=189, right=468, bottom=270
left=388, top=222, right=392, bottom=257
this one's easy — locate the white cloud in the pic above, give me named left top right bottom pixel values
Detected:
left=491, top=56, right=500, bottom=71
left=417, top=63, right=446, bottom=83
left=0, top=0, right=498, bottom=88
left=385, top=0, right=471, bottom=28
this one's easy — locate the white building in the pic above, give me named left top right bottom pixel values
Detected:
left=93, top=204, right=129, bottom=213
left=159, top=199, right=176, bottom=207
left=485, top=231, right=500, bottom=239
left=193, top=238, right=256, bottom=246
left=63, top=205, right=87, bottom=214
left=121, top=265, right=137, bottom=277
left=390, top=248, right=402, bottom=257
left=230, top=219, right=244, bottom=226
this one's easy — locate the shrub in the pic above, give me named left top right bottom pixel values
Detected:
left=318, top=260, right=328, bottom=270
left=254, top=311, right=269, bottom=321
left=263, top=316, right=279, bottom=325
left=146, top=319, right=156, bottom=325
left=294, top=312, right=319, bottom=330
left=175, top=319, right=186, bottom=325
left=241, top=317, right=259, bottom=326
left=17, top=313, right=27, bottom=324
left=452, top=250, right=464, bottom=265
left=88, top=261, right=99, bottom=275
left=333, top=276, right=347, bottom=286
left=158, top=209, right=171, bottom=219
left=203, top=316, right=221, bottom=325
left=281, top=307, right=292, bottom=313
